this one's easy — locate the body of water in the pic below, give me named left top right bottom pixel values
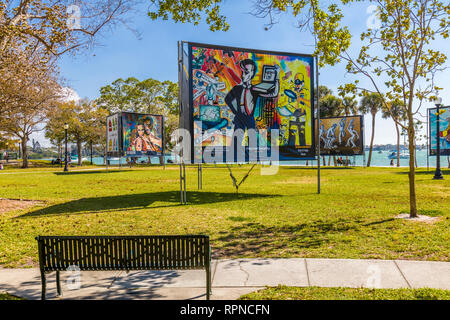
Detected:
left=71, top=149, right=448, bottom=168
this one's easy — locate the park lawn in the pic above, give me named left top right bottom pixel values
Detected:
left=239, top=286, right=450, bottom=300
left=0, top=165, right=448, bottom=267
left=1, top=160, right=103, bottom=172
left=0, top=293, right=24, bottom=300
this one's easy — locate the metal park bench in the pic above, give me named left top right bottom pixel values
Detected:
left=36, top=235, right=211, bottom=300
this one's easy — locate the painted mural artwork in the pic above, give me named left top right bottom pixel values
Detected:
left=316, top=116, right=364, bottom=156
left=106, top=114, right=119, bottom=154
left=190, top=44, right=315, bottom=161
left=429, top=106, right=450, bottom=156
left=122, top=112, right=163, bottom=156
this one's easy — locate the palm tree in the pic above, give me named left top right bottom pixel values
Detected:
left=315, top=85, right=333, bottom=101
left=319, top=94, right=344, bottom=118
left=359, top=93, right=384, bottom=167
left=341, top=96, right=358, bottom=116
left=382, top=99, right=406, bottom=167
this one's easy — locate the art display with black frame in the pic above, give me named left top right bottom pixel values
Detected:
left=178, top=41, right=316, bottom=163
left=106, top=112, right=164, bottom=158
left=428, top=106, right=450, bottom=156
left=316, top=115, right=364, bottom=156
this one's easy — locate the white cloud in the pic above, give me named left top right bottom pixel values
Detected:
left=60, top=87, right=81, bottom=102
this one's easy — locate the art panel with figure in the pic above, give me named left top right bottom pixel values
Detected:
left=316, top=116, right=364, bottom=156
left=429, top=106, right=450, bottom=156
left=183, top=42, right=315, bottom=163
left=121, top=112, right=164, bottom=157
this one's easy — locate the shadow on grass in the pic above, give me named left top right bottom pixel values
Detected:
left=53, top=170, right=132, bottom=175
left=213, top=217, right=395, bottom=258
left=282, top=166, right=356, bottom=170
left=19, top=191, right=279, bottom=218
left=394, top=169, right=450, bottom=175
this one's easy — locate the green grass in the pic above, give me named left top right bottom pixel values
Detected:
left=0, top=165, right=449, bottom=267
left=239, top=285, right=450, bottom=300
left=0, top=293, right=24, bottom=300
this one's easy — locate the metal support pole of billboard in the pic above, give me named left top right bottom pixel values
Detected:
left=179, top=159, right=187, bottom=205
left=315, top=56, right=321, bottom=194
left=161, top=155, right=166, bottom=170
left=197, top=164, right=203, bottom=190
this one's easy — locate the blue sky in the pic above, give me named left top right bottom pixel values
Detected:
left=35, top=0, right=450, bottom=146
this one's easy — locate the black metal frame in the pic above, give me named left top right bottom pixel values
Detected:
left=428, top=106, right=450, bottom=156
left=317, top=115, right=365, bottom=156
left=181, top=41, right=316, bottom=163
left=120, top=112, right=165, bottom=158
left=36, top=235, right=211, bottom=300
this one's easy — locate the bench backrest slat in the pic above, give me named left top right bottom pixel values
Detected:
left=36, top=236, right=210, bottom=272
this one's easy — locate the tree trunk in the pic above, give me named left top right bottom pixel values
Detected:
left=322, top=156, right=326, bottom=166
left=77, top=140, right=82, bottom=166
left=415, top=146, right=418, bottom=168
left=328, top=156, right=331, bottom=166
left=367, top=113, right=376, bottom=167
left=395, top=122, right=400, bottom=167
left=447, top=156, right=449, bottom=168
left=21, top=136, right=28, bottom=168
left=407, top=116, right=417, bottom=218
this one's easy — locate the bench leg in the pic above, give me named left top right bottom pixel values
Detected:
left=56, top=271, right=62, bottom=296
left=206, top=267, right=211, bottom=300
left=40, top=270, right=46, bottom=300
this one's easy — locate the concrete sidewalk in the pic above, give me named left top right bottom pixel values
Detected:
left=0, top=258, right=449, bottom=300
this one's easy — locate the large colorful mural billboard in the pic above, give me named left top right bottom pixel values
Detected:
left=428, top=106, right=450, bottom=156
left=121, top=112, right=164, bottom=157
left=316, top=116, right=364, bottom=156
left=179, top=42, right=315, bottom=163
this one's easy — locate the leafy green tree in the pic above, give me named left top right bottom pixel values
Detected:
left=2, top=57, right=61, bottom=168
left=339, top=0, right=449, bottom=217
left=97, top=77, right=178, bottom=151
left=341, top=96, right=358, bottom=116
left=359, top=93, right=384, bottom=167
left=46, top=100, right=108, bottom=166
left=0, top=0, right=135, bottom=57
left=148, top=0, right=351, bottom=67
left=319, top=94, right=344, bottom=118
left=314, top=85, right=333, bottom=101
left=45, top=119, right=66, bottom=160
left=84, top=104, right=109, bottom=164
